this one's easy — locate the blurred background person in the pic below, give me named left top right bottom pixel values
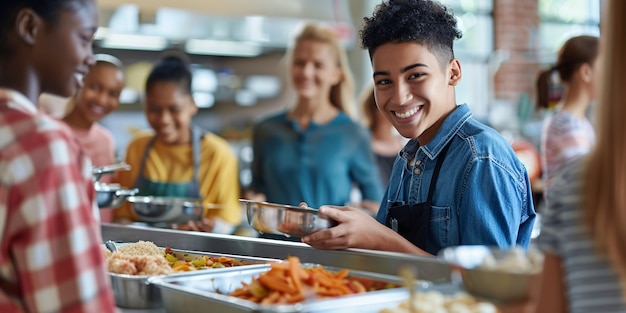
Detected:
left=114, top=54, right=241, bottom=234
left=61, top=54, right=125, bottom=222
left=246, top=23, right=383, bottom=234
left=359, top=84, right=405, bottom=189
left=536, top=1, right=626, bottom=312
left=536, top=35, right=599, bottom=200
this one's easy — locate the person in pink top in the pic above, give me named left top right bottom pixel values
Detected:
left=0, top=1, right=117, bottom=312
left=62, top=54, right=125, bottom=222
left=536, top=35, right=599, bottom=201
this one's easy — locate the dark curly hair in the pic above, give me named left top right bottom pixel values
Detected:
left=146, top=53, right=193, bottom=95
left=361, top=0, right=462, bottom=67
left=0, top=0, right=89, bottom=56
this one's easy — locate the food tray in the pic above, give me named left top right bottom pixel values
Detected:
left=147, top=264, right=435, bottom=313
left=108, top=245, right=279, bottom=309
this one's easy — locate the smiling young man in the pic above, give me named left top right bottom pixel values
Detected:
left=302, top=0, right=536, bottom=256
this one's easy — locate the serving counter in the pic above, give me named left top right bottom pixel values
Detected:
left=101, top=223, right=452, bottom=283
left=102, top=223, right=455, bottom=312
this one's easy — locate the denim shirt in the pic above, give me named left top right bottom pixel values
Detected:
left=375, top=104, right=536, bottom=253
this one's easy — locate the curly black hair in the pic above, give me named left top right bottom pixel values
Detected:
left=146, top=53, right=193, bottom=95
left=361, top=0, right=462, bottom=66
left=0, top=0, right=88, bottom=56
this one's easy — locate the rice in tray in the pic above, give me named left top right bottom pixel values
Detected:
left=105, top=240, right=174, bottom=276
left=116, top=240, right=164, bottom=257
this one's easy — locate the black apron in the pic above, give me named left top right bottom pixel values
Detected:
left=385, top=140, right=452, bottom=254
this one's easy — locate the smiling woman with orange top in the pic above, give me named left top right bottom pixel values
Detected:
left=61, top=54, right=125, bottom=222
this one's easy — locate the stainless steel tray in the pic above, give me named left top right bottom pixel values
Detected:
left=147, top=264, right=434, bottom=313
left=109, top=246, right=278, bottom=309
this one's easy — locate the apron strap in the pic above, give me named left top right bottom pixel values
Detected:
left=189, top=125, right=205, bottom=197
left=133, top=136, right=157, bottom=189
left=425, top=139, right=453, bottom=205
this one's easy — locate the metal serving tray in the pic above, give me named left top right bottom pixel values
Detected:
left=147, top=264, right=434, bottom=313
left=108, top=246, right=278, bottom=309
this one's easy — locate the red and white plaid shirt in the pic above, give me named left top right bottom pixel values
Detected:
left=0, top=89, right=116, bottom=312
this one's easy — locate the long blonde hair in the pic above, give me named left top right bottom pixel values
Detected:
left=285, top=23, right=356, bottom=118
left=582, top=0, right=626, bottom=297
left=359, top=84, right=378, bottom=131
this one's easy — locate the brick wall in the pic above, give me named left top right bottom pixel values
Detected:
left=493, top=0, right=540, bottom=103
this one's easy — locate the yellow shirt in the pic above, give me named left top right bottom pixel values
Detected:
left=114, top=132, right=241, bottom=226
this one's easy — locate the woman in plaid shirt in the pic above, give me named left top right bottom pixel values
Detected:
left=0, top=0, right=116, bottom=312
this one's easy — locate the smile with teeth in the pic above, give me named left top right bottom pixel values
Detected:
left=394, top=106, right=421, bottom=119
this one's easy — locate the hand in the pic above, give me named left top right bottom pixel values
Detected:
left=345, top=200, right=380, bottom=216
left=172, top=217, right=216, bottom=232
left=302, top=205, right=426, bottom=255
left=244, top=190, right=266, bottom=202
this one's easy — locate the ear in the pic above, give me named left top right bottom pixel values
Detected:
left=187, top=95, right=199, bottom=115
left=14, top=8, right=41, bottom=46
left=579, top=63, right=593, bottom=84
left=448, top=58, right=462, bottom=86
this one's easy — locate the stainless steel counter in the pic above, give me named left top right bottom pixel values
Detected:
left=101, top=223, right=452, bottom=283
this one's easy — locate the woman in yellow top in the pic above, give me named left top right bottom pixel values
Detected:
left=114, top=54, right=241, bottom=234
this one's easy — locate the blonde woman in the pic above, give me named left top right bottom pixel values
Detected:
left=247, top=23, right=383, bottom=236
left=536, top=0, right=626, bottom=312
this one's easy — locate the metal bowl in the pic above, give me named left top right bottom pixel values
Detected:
left=94, top=183, right=138, bottom=209
left=240, top=199, right=336, bottom=237
left=126, top=196, right=220, bottom=224
left=438, top=245, right=544, bottom=303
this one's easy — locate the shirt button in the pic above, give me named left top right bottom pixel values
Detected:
left=415, top=160, right=421, bottom=165
left=414, top=168, right=421, bottom=174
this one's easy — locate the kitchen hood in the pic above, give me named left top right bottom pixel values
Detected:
left=95, top=0, right=356, bottom=57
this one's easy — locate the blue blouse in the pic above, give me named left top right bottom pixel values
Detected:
left=376, top=104, right=536, bottom=252
left=250, top=111, right=383, bottom=209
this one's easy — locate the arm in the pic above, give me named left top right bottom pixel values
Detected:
left=301, top=205, right=431, bottom=256
left=459, top=157, right=535, bottom=248
left=533, top=253, right=567, bottom=313
left=349, top=126, right=384, bottom=204
left=112, top=137, right=144, bottom=222
left=7, top=130, right=115, bottom=312
left=182, top=135, right=242, bottom=234
left=247, top=122, right=266, bottom=199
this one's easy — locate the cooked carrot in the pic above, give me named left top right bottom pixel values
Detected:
left=260, top=291, right=282, bottom=305
left=258, top=274, right=294, bottom=294
left=228, top=256, right=389, bottom=304
left=288, top=256, right=303, bottom=293
left=333, top=269, right=349, bottom=279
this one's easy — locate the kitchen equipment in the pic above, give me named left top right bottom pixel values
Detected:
left=240, top=199, right=336, bottom=237
left=127, top=196, right=221, bottom=224
left=104, top=240, right=119, bottom=252
left=92, top=162, right=131, bottom=182
left=147, top=263, right=431, bottom=313
left=94, top=182, right=138, bottom=209
left=106, top=245, right=278, bottom=309
left=438, top=245, right=544, bottom=303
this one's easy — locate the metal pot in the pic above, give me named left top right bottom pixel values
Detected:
left=126, top=196, right=221, bottom=224
left=92, top=162, right=131, bottom=182
left=95, top=182, right=138, bottom=209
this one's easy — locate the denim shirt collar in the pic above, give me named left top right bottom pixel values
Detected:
left=399, top=104, right=472, bottom=162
